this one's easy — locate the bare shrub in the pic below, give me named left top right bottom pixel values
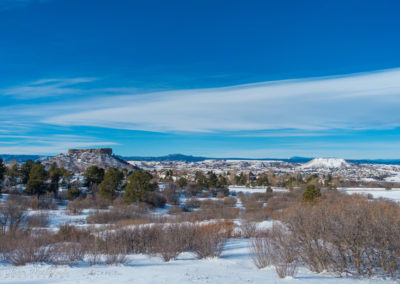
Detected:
left=195, top=199, right=239, bottom=220
left=162, top=183, right=180, bottom=205
left=87, top=204, right=145, bottom=224
left=216, top=192, right=225, bottom=199
left=250, top=236, right=273, bottom=268
left=96, top=231, right=128, bottom=265
left=278, top=192, right=400, bottom=278
left=192, top=223, right=227, bottom=259
left=223, top=196, right=237, bottom=207
left=48, top=242, right=84, bottom=265
left=86, top=238, right=103, bottom=265
left=66, top=199, right=84, bottom=215
left=0, top=196, right=27, bottom=234
left=240, top=220, right=257, bottom=238
left=157, top=225, right=184, bottom=261
left=105, top=251, right=127, bottom=265
left=185, top=197, right=201, bottom=210
left=5, top=234, right=52, bottom=265
left=29, top=197, right=57, bottom=210
left=250, top=225, right=297, bottom=278
left=168, top=206, right=184, bottom=215
left=155, top=223, right=197, bottom=261
left=242, top=194, right=268, bottom=222
left=275, top=260, right=297, bottom=279
left=27, top=212, right=50, bottom=228
left=53, top=224, right=93, bottom=245
left=270, top=226, right=298, bottom=278
left=67, top=196, right=111, bottom=215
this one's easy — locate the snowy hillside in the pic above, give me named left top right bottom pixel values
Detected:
left=301, top=158, right=351, bottom=169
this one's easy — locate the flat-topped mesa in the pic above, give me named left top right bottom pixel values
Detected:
left=67, top=148, right=113, bottom=156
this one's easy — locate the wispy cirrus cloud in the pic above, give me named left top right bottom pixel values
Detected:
left=36, top=68, right=400, bottom=133
left=1, top=77, right=96, bottom=99
left=3, top=68, right=400, bottom=138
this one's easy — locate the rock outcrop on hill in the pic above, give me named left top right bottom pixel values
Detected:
left=43, top=148, right=132, bottom=172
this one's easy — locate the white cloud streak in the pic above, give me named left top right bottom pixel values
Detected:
left=2, top=78, right=96, bottom=99
left=38, top=69, right=400, bottom=133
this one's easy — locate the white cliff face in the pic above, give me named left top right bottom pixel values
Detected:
left=301, top=158, right=351, bottom=169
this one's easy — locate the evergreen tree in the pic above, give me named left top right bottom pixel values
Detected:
left=48, top=163, right=69, bottom=196
left=0, top=158, right=5, bottom=182
left=84, top=166, right=104, bottom=189
left=207, top=171, right=219, bottom=188
left=303, top=184, right=321, bottom=202
left=67, top=182, right=81, bottom=200
left=6, top=163, right=20, bottom=187
left=26, top=162, right=47, bottom=196
left=21, top=160, right=34, bottom=184
left=177, top=177, right=188, bottom=188
left=124, top=170, right=157, bottom=203
left=219, top=175, right=228, bottom=187
left=99, top=167, right=123, bottom=200
left=195, top=171, right=208, bottom=188
left=257, top=174, right=269, bottom=186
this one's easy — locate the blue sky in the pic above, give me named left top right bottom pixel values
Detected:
left=1, top=0, right=400, bottom=158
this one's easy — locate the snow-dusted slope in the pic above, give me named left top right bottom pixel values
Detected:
left=301, top=158, right=351, bottom=169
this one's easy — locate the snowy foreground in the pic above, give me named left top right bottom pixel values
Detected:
left=0, top=238, right=396, bottom=284
left=1, top=187, right=400, bottom=283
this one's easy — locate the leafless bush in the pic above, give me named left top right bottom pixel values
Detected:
left=223, top=196, right=237, bottom=207
left=67, top=196, right=111, bottom=215
left=86, top=238, right=103, bottom=265
left=87, top=204, right=145, bottom=224
left=185, top=197, right=201, bottom=209
left=162, top=183, right=180, bottom=205
left=270, top=226, right=298, bottom=278
left=48, top=242, right=84, bottom=265
left=277, top=193, right=400, bottom=278
left=29, top=197, right=57, bottom=210
left=168, top=206, right=184, bottom=215
left=250, top=236, right=273, bottom=268
left=240, top=220, right=257, bottom=238
left=192, top=223, right=227, bottom=259
left=105, top=251, right=127, bottom=265
left=5, top=234, right=52, bottom=265
left=250, top=225, right=297, bottom=278
left=194, top=199, right=239, bottom=220
left=0, top=196, right=27, bottom=234
left=275, top=260, right=297, bottom=278
left=155, top=223, right=197, bottom=261
left=27, top=212, right=50, bottom=228
left=53, top=224, right=93, bottom=245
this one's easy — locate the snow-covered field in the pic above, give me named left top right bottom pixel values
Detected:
left=339, top=187, right=400, bottom=202
left=0, top=238, right=396, bottom=284
left=2, top=187, right=400, bottom=283
left=228, top=186, right=288, bottom=194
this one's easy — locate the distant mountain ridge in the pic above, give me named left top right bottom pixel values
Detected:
left=120, top=154, right=400, bottom=165
left=3, top=153, right=400, bottom=165
left=120, top=154, right=207, bottom=162
left=0, top=154, right=49, bottom=163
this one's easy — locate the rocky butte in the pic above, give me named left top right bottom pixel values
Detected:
left=43, top=148, right=131, bottom=172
